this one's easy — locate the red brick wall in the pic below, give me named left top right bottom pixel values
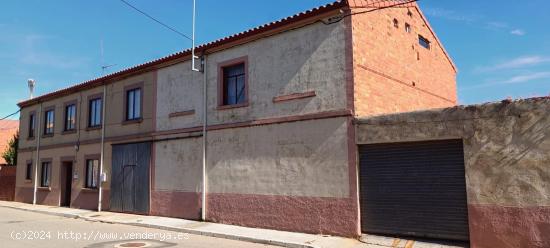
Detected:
left=0, top=166, right=16, bottom=201
left=350, top=4, right=457, bottom=117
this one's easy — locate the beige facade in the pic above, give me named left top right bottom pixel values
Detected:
left=154, top=18, right=349, bottom=194
left=155, top=20, right=348, bottom=132
left=205, top=117, right=350, bottom=197
left=16, top=71, right=156, bottom=209
left=154, top=137, right=203, bottom=193
left=151, top=13, right=356, bottom=235
left=15, top=1, right=458, bottom=239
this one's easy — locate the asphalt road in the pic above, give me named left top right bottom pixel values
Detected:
left=0, top=207, right=280, bottom=248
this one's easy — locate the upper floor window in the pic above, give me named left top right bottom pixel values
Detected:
left=85, top=159, right=99, bottom=189
left=40, top=161, right=51, bottom=187
left=419, top=35, right=431, bottom=50
left=28, top=113, right=35, bottom=138
left=44, top=109, right=55, bottom=135
left=221, top=62, right=247, bottom=106
left=64, top=104, right=77, bottom=131
left=405, top=23, right=411, bottom=33
left=126, top=88, right=142, bottom=121
left=89, top=98, right=102, bottom=127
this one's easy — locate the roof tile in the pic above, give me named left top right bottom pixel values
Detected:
left=0, top=120, right=18, bottom=165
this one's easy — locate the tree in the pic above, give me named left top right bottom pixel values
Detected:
left=2, top=132, right=18, bottom=166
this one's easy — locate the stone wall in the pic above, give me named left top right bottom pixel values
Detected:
left=355, top=97, right=550, bottom=248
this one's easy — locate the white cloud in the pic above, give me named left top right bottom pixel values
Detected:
left=461, top=71, right=550, bottom=91
left=423, top=7, right=478, bottom=22
left=510, top=29, right=526, bottom=36
left=15, top=34, right=89, bottom=69
left=476, top=56, right=550, bottom=72
left=19, top=51, right=88, bottom=69
left=423, top=7, right=525, bottom=37
left=502, top=72, right=550, bottom=84
left=485, top=22, right=526, bottom=36
left=486, top=21, right=509, bottom=30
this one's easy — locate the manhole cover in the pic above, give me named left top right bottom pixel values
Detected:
left=115, top=242, right=150, bottom=248
left=90, top=214, right=102, bottom=217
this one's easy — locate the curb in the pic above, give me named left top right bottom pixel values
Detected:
left=0, top=205, right=317, bottom=248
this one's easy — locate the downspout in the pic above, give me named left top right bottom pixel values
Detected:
left=33, top=103, right=42, bottom=205
left=201, top=54, right=207, bottom=221
left=98, top=84, right=107, bottom=211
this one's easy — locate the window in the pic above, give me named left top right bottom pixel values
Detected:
left=64, top=104, right=77, bottom=131
left=126, top=88, right=142, bottom=121
left=222, top=63, right=247, bottom=106
left=419, top=35, right=431, bottom=49
left=44, top=109, right=55, bottom=135
left=40, top=162, right=51, bottom=187
left=28, top=113, right=35, bottom=138
left=88, top=98, right=102, bottom=127
left=85, top=159, right=99, bottom=189
left=405, top=23, right=411, bottom=33
left=393, top=19, right=399, bottom=28
left=25, top=162, right=32, bottom=180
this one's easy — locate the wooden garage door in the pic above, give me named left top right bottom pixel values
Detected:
left=359, top=140, right=469, bottom=241
left=111, top=142, right=151, bottom=214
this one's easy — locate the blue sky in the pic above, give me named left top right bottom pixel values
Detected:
left=1, top=0, right=549, bottom=119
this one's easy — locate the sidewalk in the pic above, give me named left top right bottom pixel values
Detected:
left=0, top=201, right=466, bottom=248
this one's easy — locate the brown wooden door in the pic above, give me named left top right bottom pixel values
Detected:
left=60, top=163, right=73, bottom=207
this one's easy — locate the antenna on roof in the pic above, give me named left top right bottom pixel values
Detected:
left=27, top=79, right=35, bottom=99
left=191, top=0, right=200, bottom=72
left=100, top=39, right=117, bottom=76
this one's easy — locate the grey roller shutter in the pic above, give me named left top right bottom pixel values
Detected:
left=359, top=139, right=469, bottom=241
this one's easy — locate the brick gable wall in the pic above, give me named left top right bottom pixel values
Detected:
left=350, top=5, right=457, bottom=117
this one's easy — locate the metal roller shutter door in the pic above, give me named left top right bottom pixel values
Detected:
left=359, top=139, right=469, bottom=241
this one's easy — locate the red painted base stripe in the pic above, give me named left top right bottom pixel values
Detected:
left=468, top=204, right=550, bottom=248
left=206, top=193, right=359, bottom=238
left=150, top=191, right=201, bottom=220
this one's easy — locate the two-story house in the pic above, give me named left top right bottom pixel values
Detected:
left=15, top=0, right=457, bottom=239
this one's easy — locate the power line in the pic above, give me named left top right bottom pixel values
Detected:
left=118, top=0, right=193, bottom=41
left=0, top=110, right=20, bottom=121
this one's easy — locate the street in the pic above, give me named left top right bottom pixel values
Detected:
left=0, top=207, right=280, bottom=248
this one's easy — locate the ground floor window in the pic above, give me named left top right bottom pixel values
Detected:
left=40, top=162, right=51, bottom=187
left=85, top=159, right=99, bottom=189
left=25, top=162, right=32, bottom=180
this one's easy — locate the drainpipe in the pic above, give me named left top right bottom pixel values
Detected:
left=33, top=103, right=42, bottom=205
left=201, top=54, right=207, bottom=221
left=98, top=84, right=107, bottom=212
